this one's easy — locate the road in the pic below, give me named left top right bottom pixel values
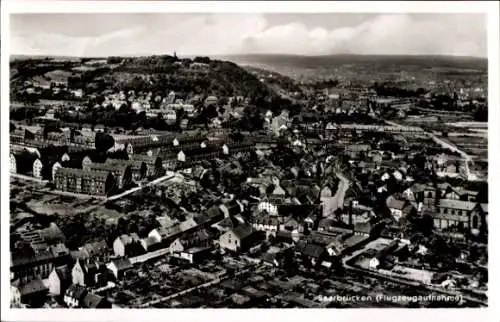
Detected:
left=384, top=120, right=472, bottom=161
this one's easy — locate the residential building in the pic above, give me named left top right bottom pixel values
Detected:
left=107, top=257, right=133, bottom=280
left=64, top=284, right=88, bottom=308
left=47, top=265, right=71, bottom=296
left=113, top=233, right=143, bottom=257
left=11, top=278, right=48, bottom=308
left=219, top=224, right=263, bottom=252
left=54, top=167, right=115, bottom=196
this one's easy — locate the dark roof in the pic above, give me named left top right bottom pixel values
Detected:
left=87, top=161, right=130, bottom=173
left=220, top=200, right=243, bottom=216
left=387, top=198, right=407, bottom=210
left=65, top=284, right=88, bottom=300
left=438, top=199, right=477, bottom=211
left=307, top=231, right=338, bottom=246
left=54, top=265, right=71, bottom=283
left=318, top=218, right=336, bottom=229
left=82, top=293, right=106, bottom=308
left=11, top=249, right=55, bottom=268
left=16, top=278, right=48, bottom=296
left=55, top=167, right=111, bottom=181
left=111, top=257, right=132, bottom=271
left=39, top=223, right=66, bottom=243
left=231, top=224, right=254, bottom=240
left=296, top=241, right=325, bottom=259
left=354, top=221, right=372, bottom=234
left=82, top=240, right=108, bottom=257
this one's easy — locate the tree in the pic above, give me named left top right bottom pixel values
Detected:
left=95, top=132, right=115, bottom=152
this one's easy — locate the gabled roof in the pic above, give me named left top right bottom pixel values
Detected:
left=55, top=167, right=111, bottom=181
left=53, top=265, right=71, bottom=283
left=296, top=241, right=325, bottom=259
left=82, top=240, right=108, bottom=258
left=231, top=224, right=254, bottom=240
left=15, top=278, right=48, bottom=296
left=82, top=293, right=106, bottom=308
left=387, top=198, right=407, bottom=210
left=438, top=199, right=477, bottom=211
left=110, top=257, right=132, bottom=271
left=65, top=284, right=88, bottom=300
left=116, top=233, right=140, bottom=245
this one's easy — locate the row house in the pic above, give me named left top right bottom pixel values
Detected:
left=345, top=144, right=371, bottom=159
left=130, top=154, right=165, bottom=178
left=432, top=199, right=487, bottom=234
left=113, top=233, right=144, bottom=258
left=10, top=246, right=70, bottom=283
left=219, top=224, right=264, bottom=253
left=11, top=251, right=54, bottom=283
left=72, top=259, right=108, bottom=288
left=84, top=161, right=132, bottom=189
left=251, top=212, right=282, bottom=233
left=47, top=265, right=72, bottom=296
left=11, top=278, right=49, bottom=308
left=54, top=167, right=115, bottom=196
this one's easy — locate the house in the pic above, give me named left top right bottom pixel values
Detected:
left=317, top=218, right=341, bottom=232
left=275, top=230, right=301, bottom=244
left=387, top=198, right=414, bottom=221
left=54, top=167, right=115, bottom=196
left=10, top=249, right=56, bottom=282
left=107, top=257, right=133, bottom=280
left=140, top=236, right=160, bottom=252
left=345, top=144, right=371, bottom=159
left=280, top=216, right=304, bottom=233
left=393, top=170, right=404, bottom=181
left=433, top=199, right=485, bottom=234
left=64, top=284, right=88, bottom=308
left=295, top=241, right=327, bottom=266
left=219, top=224, right=263, bottom=252
left=81, top=293, right=111, bottom=308
left=178, top=247, right=212, bottom=264
left=47, top=265, right=71, bottom=296
left=257, top=200, right=279, bottom=216
left=354, top=221, right=375, bottom=236
left=402, top=184, right=428, bottom=203
left=10, top=153, right=17, bottom=173
left=381, top=172, right=391, bottom=181
left=113, top=233, right=143, bottom=257
left=85, top=161, right=132, bottom=189
left=220, top=199, right=245, bottom=218
left=32, top=159, right=43, bottom=179
left=11, top=278, right=48, bottom=308
left=71, top=259, right=106, bottom=287
left=10, top=284, right=22, bottom=308
left=369, top=240, right=399, bottom=270
left=252, top=212, right=281, bottom=233
left=80, top=240, right=110, bottom=264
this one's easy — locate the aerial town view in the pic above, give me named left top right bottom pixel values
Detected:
left=8, top=11, right=489, bottom=309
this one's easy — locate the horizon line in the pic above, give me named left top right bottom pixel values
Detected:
left=9, top=52, right=488, bottom=60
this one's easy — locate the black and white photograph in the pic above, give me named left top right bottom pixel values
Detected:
left=1, top=1, right=499, bottom=320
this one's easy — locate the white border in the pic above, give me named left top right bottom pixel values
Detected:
left=1, top=1, right=499, bottom=322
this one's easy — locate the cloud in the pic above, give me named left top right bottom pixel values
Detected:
left=10, top=13, right=487, bottom=57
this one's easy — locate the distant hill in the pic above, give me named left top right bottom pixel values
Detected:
left=220, top=54, right=488, bottom=82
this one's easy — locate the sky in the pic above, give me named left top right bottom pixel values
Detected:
left=10, top=13, right=487, bottom=57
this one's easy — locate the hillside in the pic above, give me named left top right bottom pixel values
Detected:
left=10, top=55, right=278, bottom=102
